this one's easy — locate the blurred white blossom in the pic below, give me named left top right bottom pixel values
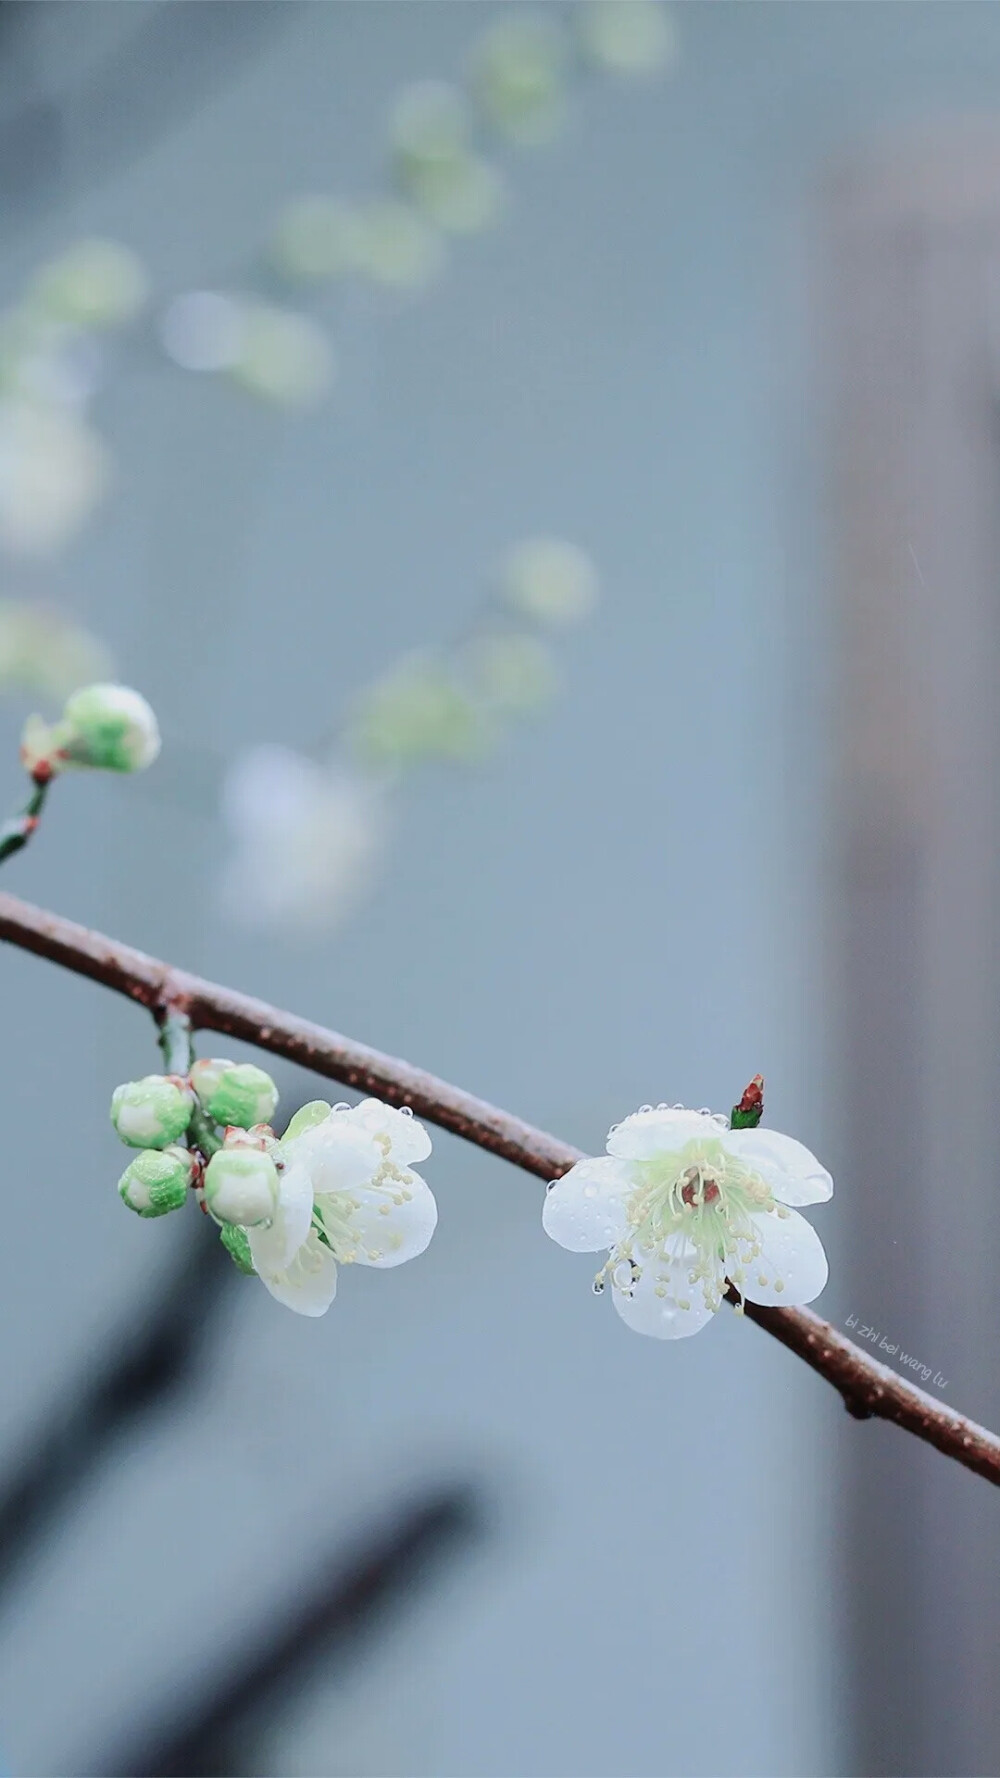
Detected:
left=498, top=537, right=599, bottom=626
left=159, top=291, right=244, bottom=372
left=220, top=744, right=386, bottom=933
left=161, top=295, right=334, bottom=407
left=0, top=399, right=110, bottom=557
left=577, top=2, right=677, bottom=75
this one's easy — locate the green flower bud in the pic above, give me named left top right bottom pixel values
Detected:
left=118, top=1146, right=192, bottom=1218
left=190, top=1059, right=279, bottom=1130
left=33, top=238, right=148, bottom=328
left=111, top=1075, right=193, bottom=1149
left=203, top=1148, right=279, bottom=1227
left=220, top=1222, right=256, bottom=1274
left=59, top=683, right=160, bottom=773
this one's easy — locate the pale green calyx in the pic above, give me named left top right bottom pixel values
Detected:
left=220, top=1222, right=256, bottom=1274
left=190, top=1059, right=279, bottom=1130
left=118, top=1146, right=192, bottom=1218
left=59, top=683, right=160, bottom=773
left=111, top=1075, right=193, bottom=1149
left=203, top=1148, right=279, bottom=1227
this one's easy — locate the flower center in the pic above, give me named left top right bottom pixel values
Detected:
left=592, top=1137, right=785, bottom=1313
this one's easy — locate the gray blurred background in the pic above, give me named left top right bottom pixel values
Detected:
left=2, top=3, right=1000, bottom=1774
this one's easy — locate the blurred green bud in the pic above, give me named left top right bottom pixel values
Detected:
left=190, top=1059, right=279, bottom=1130
left=350, top=653, right=486, bottom=768
left=577, top=1, right=677, bottom=75
left=388, top=82, right=504, bottom=236
left=111, top=1075, right=193, bottom=1149
left=33, top=239, right=148, bottom=329
left=269, top=196, right=360, bottom=283
left=118, top=1145, right=193, bottom=1218
left=469, top=15, right=567, bottom=146
left=58, top=682, right=160, bottom=772
left=350, top=201, right=445, bottom=291
left=220, top=1221, right=256, bottom=1274
left=203, top=1147, right=279, bottom=1228
left=230, top=304, right=334, bottom=409
left=499, top=538, right=599, bottom=627
left=282, top=1100, right=332, bottom=1143
left=465, top=631, right=557, bottom=714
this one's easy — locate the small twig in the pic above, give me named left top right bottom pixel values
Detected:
left=1, top=888, right=999, bottom=1488
left=0, top=767, right=52, bottom=867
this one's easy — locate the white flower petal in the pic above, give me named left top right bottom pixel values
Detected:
left=256, top=1235, right=339, bottom=1317
left=336, top=1171, right=438, bottom=1268
left=606, top=1107, right=720, bottom=1160
left=542, top=1156, right=634, bottom=1252
left=739, top=1208, right=829, bottom=1307
left=246, top=1160, right=313, bottom=1273
left=725, top=1127, right=833, bottom=1206
left=344, top=1098, right=432, bottom=1165
left=611, top=1253, right=716, bottom=1340
left=287, top=1117, right=381, bottom=1194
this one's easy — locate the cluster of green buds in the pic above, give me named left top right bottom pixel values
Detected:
left=112, top=1056, right=280, bottom=1267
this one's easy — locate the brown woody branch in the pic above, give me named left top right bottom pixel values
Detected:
left=2, top=888, right=999, bottom=1488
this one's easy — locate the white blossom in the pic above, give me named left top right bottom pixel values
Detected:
left=543, top=1104, right=832, bottom=1339
left=247, top=1099, right=437, bottom=1317
left=219, top=745, right=386, bottom=934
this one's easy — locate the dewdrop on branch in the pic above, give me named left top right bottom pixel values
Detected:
left=110, top=1075, right=193, bottom=1150
left=190, top=1059, right=279, bottom=1130
left=118, top=1146, right=193, bottom=1218
left=543, top=1084, right=833, bottom=1339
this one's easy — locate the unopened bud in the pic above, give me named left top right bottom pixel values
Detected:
left=60, top=683, right=160, bottom=773
left=203, top=1147, right=279, bottom=1227
left=111, top=1074, right=193, bottom=1149
left=118, top=1146, right=192, bottom=1217
left=190, top=1059, right=278, bottom=1130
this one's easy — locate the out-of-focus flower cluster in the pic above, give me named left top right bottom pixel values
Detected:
left=112, top=1054, right=438, bottom=1319
left=0, top=240, right=147, bottom=558
left=219, top=534, right=599, bottom=934
left=160, top=4, right=677, bottom=405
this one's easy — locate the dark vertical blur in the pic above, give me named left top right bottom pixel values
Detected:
left=828, top=126, right=1000, bottom=1778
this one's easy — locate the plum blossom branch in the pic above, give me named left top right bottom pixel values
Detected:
left=1, top=887, right=1000, bottom=1487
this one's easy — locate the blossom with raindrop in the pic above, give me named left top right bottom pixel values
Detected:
left=241, top=1097, right=438, bottom=1316
left=543, top=1096, right=832, bottom=1338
